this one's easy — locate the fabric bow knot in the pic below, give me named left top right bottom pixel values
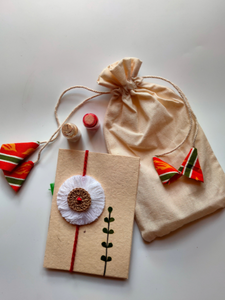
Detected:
left=153, top=148, right=204, bottom=184
left=123, top=80, right=137, bottom=92
left=124, top=76, right=143, bottom=91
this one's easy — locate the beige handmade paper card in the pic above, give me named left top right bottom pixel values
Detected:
left=44, top=150, right=139, bottom=279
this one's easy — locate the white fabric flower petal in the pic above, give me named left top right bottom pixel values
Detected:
left=57, top=175, right=105, bottom=225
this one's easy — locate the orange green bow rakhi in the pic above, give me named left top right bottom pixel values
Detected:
left=0, top=142, right=40, bottom=192
left=153, top=147, right=204, bottom=184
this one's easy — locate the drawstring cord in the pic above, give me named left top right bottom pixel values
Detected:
left=34, top=86, right=110, bottom=164
left=142, top=75, right=198, bottom=157
left=34, top=77, right=198, bottom=163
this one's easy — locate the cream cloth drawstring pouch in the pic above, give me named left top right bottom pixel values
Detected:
left=98, top=57, right=225, bottom=242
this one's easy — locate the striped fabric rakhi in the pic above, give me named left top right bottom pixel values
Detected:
left=0, top=142, right=39, bottom=192
left=3, top=161, right=34, bottom=192
left=153, top=148, right=204, bottom=184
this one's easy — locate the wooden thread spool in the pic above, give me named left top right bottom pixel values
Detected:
left=62, top=123, right=81, bottom=142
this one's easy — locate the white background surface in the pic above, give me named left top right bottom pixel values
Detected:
left=1, top=1, right=225, bottom=299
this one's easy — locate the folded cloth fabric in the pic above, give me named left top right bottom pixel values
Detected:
left=153, top=148, right=204, bottom=184
left=0, top=142, right=39, bottom=172
left=0, top=141, right=39, bottom=192
left=3, top=161, right=34, bottom=192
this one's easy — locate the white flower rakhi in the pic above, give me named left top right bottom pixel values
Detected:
left=57, top=175, right=105, bottom=225
left=56, top=150, right=105, bottom=272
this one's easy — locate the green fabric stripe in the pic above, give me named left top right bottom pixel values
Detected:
left=5, top=177, right=24, bottom=185
left=160, top=173, right=178, bottom=182
left=178, top=166, right=184, bottom=172
left=0, top=154, right=21, bottom=164
left=184, top=148, right=197, bottom=177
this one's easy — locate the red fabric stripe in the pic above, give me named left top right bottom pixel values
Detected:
left=10, top=185, right=20, bottom=192
left=3, top=161, right=34, bottom=180
left=0, top=161, right=16, bottom=172
left=3, top=161, right=34, bottom=192
left=0, top=142, right=39, bottom=158
left=69, top=225, right=80, bottom=272
left=83, top=150, right=89, bottom=176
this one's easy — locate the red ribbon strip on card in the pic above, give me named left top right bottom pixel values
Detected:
left=69, top=150, right=89, bottom=272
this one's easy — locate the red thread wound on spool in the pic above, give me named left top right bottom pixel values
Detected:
left=83, top=113, right=98, bottom=128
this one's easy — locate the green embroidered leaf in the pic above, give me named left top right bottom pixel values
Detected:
left=104, top=217, right=109, bottom=223
left=101, top=242, right=107, bottom=248
left=103, top=228, right=108, bottom=234
left=110, top=217, right=115, bottom=222
left=101, top=242, right=113, bottom=248
left=101, top=255, right=106, bottom=262
left=108, top=229, right=114, bottom=234
left=107, top=257, right=112, bottom=262
left=108, top=207, right=113, bottom=213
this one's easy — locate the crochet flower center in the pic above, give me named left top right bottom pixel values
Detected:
left=67, top=188, right=91, bottom=212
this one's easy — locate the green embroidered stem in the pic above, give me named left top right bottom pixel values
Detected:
left=101, top=207, right=114, bottom=276
left=104, top=210, right=110, bottom=276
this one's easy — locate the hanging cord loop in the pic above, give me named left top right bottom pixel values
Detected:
left=34, top=86, right=110, bottom=164
left=142, top=76, right=199, bottom=157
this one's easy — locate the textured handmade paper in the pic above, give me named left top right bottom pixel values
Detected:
left=44, top=150, right=139, bottom=279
